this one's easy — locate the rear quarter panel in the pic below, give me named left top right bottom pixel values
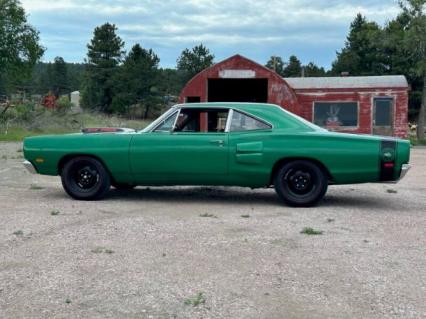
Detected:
left=228, top=130, right=382, bottom=187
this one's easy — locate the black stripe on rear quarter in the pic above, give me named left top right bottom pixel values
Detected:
left=380, top=139, right=397, bottom=181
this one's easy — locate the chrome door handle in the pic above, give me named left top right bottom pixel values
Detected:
left=210, top=139, right=224, bottom=146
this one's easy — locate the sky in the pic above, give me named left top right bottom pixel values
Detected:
left=20, top=0, right=401, bottom=69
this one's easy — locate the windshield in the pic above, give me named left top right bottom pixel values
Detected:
left=140, top=108, right=177, bottom=133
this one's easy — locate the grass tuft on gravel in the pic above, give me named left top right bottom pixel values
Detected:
left=241, top=214, right=250, bottom=218
left=386, top=189, right=398, bottom=194
left=184, top=292, right=206, bottom=307
left=91, top=247, right=114, bottom=254
left=30, top=184, right=44, bottom=190
left=300, top=227, right=323, bottom=235
left=199, top=213, right=218, bottom=218
left=13, top=230, right=24, bottom=236
left=50, top=210, right=60, bottom=216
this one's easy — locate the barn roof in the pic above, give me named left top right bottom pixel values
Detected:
left=284, top=75, right=408, bottom=89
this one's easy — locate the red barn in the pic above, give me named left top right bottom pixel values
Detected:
left=179, top=55, right=409, bottom=138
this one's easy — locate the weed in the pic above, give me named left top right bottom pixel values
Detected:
left=300, top=227, right=323, bottom=235
left=30, top=184, right=44, bottom=190
left=241, top=214, right=250, bottom=218
left=1, top=155, right=7, bottom=160
left=13, top=230, right=24, bottom=236
left=326, top=218, right=335, bottom=223
left=65, top=298, right=71, bottom=304
left=184, top=292, right=206, bottom=307
left=50, top=210, right=60, bottom=216
left=91, top=247, right=114, bottom=254
left=17, top=149, right=23, bottom=153
left=199, top=213, right=217, bottom=218
left=387, top=189, right=398, bottom=194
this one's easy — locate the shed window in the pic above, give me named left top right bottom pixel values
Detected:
left=313, top=102, right=358, bottom=127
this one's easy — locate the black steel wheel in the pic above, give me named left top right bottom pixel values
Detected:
left=61, top=156, right=110, bottom=200
left=274, top=160, right=328, bottom=207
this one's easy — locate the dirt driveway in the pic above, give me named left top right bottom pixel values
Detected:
left=0, top=142, right=425, bottom=319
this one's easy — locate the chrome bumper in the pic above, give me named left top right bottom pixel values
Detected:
left=399, top=164, right=411, bottom=181
left=23, top=160, right=37, bottom=174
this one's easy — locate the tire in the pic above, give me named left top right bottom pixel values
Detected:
left=111, top=182, right=136, bottom=190
left=61, top=156, right=110, bottom=200
left=274, top=160, right=328, bottom=207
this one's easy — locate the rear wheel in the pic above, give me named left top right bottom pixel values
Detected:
left=274, top=160, right=328, bottom=207
left=61, top=156, right=110, bottom=200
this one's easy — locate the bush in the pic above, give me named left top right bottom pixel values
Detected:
left=56, top=96, right=72, bottom=110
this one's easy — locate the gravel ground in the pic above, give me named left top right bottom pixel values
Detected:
left=0, top=141, right=425, bottom=319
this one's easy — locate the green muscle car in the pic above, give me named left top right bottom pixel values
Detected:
left=23, top=103, right=411, bottom=206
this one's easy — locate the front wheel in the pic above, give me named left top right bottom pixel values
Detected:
left=61, top=156, right=110, bottom=200
left=274, top=160, right=328, bottom=207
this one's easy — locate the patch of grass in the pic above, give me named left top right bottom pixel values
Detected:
left=241, top=214, right=250, bottom=218
left=184, top=292, right=206, bottom=307
left=30, top=184, right=44, bottom=190
left=16, top=149, right=23, bottom=153
left=13, top=230, right=24, bottom=236
left=65, top=298, right=71, bottom=304
left=386, top=189, right=398, bottom=194
left=300, top=227, right=323, bottom=235
left=91, top=246, right=114, bottom=254
left=0, top=108, right=151, bottom=142
left=326, top=218, right=335, bottom=223
left=1, top=155, right=7, bottom=160
left=199, top=213, right=218, bottom=218
left=50, top=210, right=60, bottom=216
left=409, top=136, right=426, bottom=146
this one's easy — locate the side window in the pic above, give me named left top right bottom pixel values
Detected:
left=174, top=108, right=229, bottom=133
left=230, top=111, right=271, bottom=132
left=154, top=111, right=178, bottom=132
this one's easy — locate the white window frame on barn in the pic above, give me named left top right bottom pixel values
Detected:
left=312, top=101, right=359, bottom=129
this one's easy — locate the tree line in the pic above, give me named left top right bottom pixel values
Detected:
left=0, top=0, right=425, bottom=138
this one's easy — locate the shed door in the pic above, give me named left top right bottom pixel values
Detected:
left=373, top=98, right=394, bottom=136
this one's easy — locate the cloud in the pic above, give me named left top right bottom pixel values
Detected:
left=20, top=0, right=401, bottom=68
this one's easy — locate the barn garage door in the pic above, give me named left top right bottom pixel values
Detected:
left=208, top=79, right=268, bottom=103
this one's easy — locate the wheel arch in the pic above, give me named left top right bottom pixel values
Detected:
left=270, top=157, right=334, bottom=185
left=58, top=154, right=113, bottom=179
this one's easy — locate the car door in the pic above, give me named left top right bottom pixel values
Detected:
left=129, top=107, right=230, bottom=185
left=227, top=109, right=273, bottom=187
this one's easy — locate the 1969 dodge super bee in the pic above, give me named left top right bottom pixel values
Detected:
left=23, top=103, right=411, bottom=206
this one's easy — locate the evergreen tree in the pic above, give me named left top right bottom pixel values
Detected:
left=265, top=56, right=286, bottom=76
left=331, top=14, right=386, bottom=75
left=51, top=57, right=68, bottom=97
left=112, top=44, right=161, bottom=117
left=176, top=44, right=214, bottom=82
left=283, top=55, right=302, bottom=77
left=304, top=62, right=327, bottom=77
left=81, top=23, right=124, bottom=112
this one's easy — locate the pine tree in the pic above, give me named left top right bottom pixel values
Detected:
left=176, top=44, right=214, bottom=82
left=283, top=55, right=302, bottom=77
left=265, top=56, right=286, bottom=77
left=81, top=23, right=125, bottom=111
